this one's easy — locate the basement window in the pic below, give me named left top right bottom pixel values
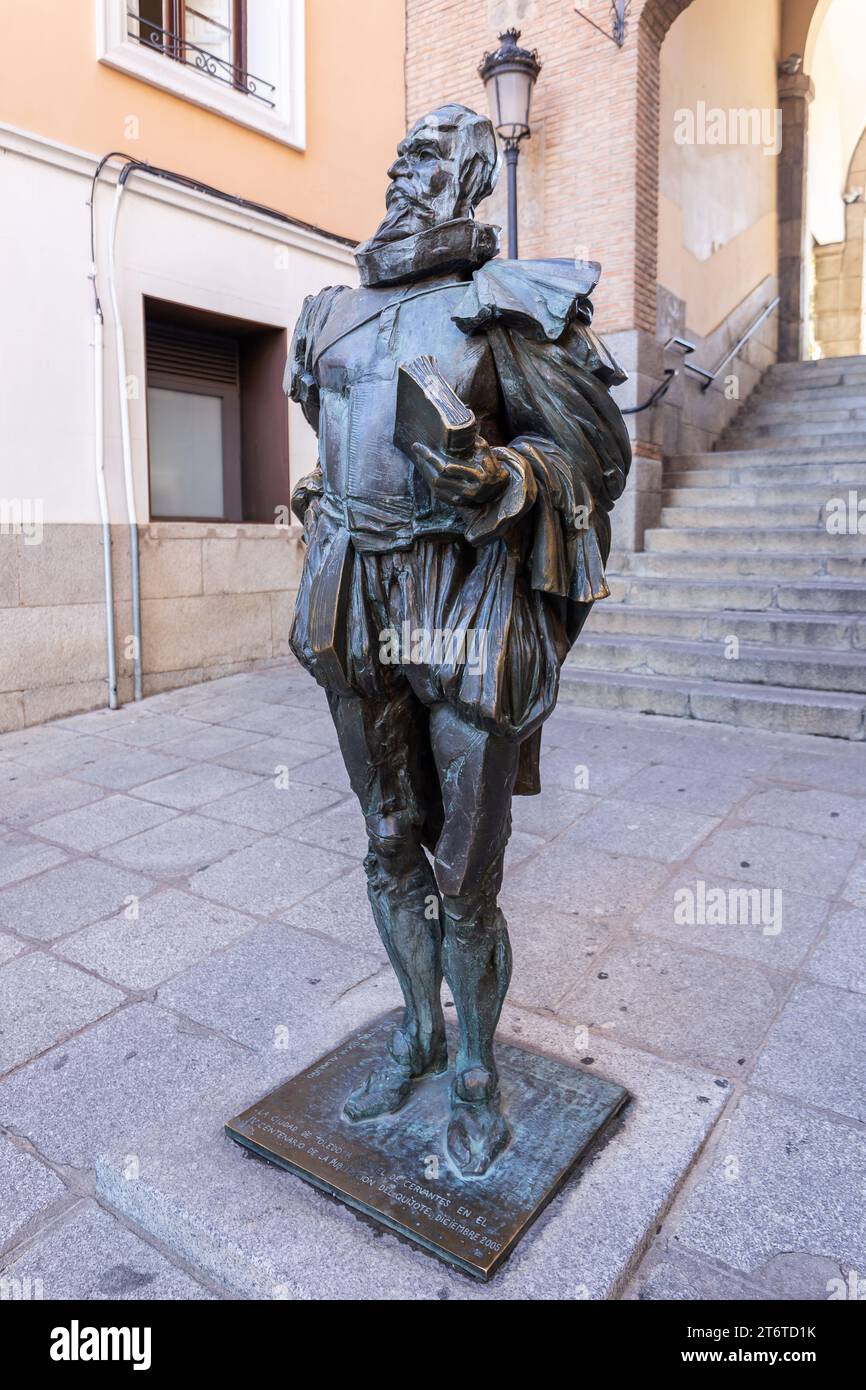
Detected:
left=144, top=300, right=289, bottom=525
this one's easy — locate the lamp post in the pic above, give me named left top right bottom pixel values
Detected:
left=479, top=29, right=541, bottom=260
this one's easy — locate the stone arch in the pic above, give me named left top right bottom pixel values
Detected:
left=632, top=0, right=829, bottom=342
left=813, top=122, right=866, bottom=356
left=630, top=0, right=697, bottom=334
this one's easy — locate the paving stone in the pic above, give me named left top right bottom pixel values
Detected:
left=564, top=799, right=719, bottom=864
left=670, top=1090, right=866, bottom=1294
left=30, top=794, right=177, bottom=853
left=751, top=981, right=866, bottom=1122
left=765, top=750, right=866, bottom=798
left=506, top=905, right=613, bottom=1010
left=95, top=1008, right=726, bottom=1300
left=634, top=874, right=829, bottom=972
left=183, top=696, right=285, bottom=728
left=0, top=954, right=123, bottom=1075
left=58, top=889, right=258, bottom=991
left=510, top=786, right=597, bottom=840
left=202, top=779, right=343, bottom=834
left=615, top=762, right=753, bottom=818
left=0, top=832, right=67, bottom=890
left=0, top=1134, right=67, bottom=1255
left=3, top=732, right=115, bottom=776
left=694, top=824, right=857, bottom=896
left=0, top=932, right=25, bottom=965
left=73, top=747, right=189, bottom=791
left=628, top=1246, right=776, bottom=1301
left=282, top=867, right=387, bottom=959
left=504, top=845, right=672, bottom=923
left=293, top=750, right=352, bottom=793
left=840, top=856, right=866, bottom=911
left=808, top=908, right=866, bottom=993
left=504, top=829, right=545, bottom=868
left=100, top=813, right=260, bottom=877
left=131, top=763, right=263, bottom=811
left=222, top=704, right=321, bottom=737
left=158, top=725, right=264, bottom=762
left=0, top=1003, right=249, bottom=1168
left=98, top=713, right=210, bottom=748
left=737, top=785, right=866, bottom=842
left=0, top=764, right=42, bottom=793
left=538, top=749, right=645, bottom=797
left=189, top=836, right=353, bottom=916
left=0, top=858, right=154, bottom=942
left=2, top=1201, right=213, bottom=1299
left=286, top=797, right=369, bottom=858
left=557, top=935, right=787, bottom=1074
left=211, top=735, right=331, bottom=776
left=0, top=776, right=104, bottom=828
left=157, top=924, right=381, bottom=1055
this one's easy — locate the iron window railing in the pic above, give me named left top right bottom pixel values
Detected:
left=127, top=7, right=276, bottom=108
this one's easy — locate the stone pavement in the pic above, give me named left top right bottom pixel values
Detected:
left=0, top=660, right=863, bottom=1300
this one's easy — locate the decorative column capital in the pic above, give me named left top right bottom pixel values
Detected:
left=778, top=69, right=815, bottom=105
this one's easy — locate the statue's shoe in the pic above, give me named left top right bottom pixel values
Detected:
left=343, top=1031, right=448, bottom=1122
left=446, top=1067, right=510, bottom=1177
left=343, top=1062, right=413, bottom=1122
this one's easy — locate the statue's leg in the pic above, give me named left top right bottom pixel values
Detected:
left=428, top=702, right=521, bottom=1177
left=327, top=686, right=447, bottom=1122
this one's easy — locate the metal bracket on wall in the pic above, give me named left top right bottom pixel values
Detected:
left=574, top=1, right=631, bottom=48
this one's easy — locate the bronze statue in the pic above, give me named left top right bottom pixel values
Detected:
left=286, top=105, right=630, bottom=1178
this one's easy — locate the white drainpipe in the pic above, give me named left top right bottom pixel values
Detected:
left=106, top=171, right=143, bottom=701
left=92, top=305, right=118, bottom=709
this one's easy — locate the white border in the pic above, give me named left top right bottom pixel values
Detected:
left=95, top=0, right=306, bottom=150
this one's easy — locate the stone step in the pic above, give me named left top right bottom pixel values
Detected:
left=723, top=430, right=866, bottom=450
left=669, top=446, right=866, bottom=471
left=662, top=483, right=862, bottom=509
left=606, top=573, right=866, bottom=614
left=620, top=549, right=866, bottom=581
left=557, top=667, right=866, bottom=740
left=567, top=632, right=866, bottom=693
left=645, top=525, right=863, bottom=555
left=765, top=356, right=866, bottom=380
left=665, top=464, right=866, bottom=489
left=659, top=503, right=825, bottom=528
left=746, top=393, right=866, bottom=415
left=592, top=602, right=866, bottom=649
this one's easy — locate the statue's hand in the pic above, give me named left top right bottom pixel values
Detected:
left=411, top=439, right=508, bottom=506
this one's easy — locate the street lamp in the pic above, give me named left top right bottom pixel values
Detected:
left=479, top=29, right=541, bottom=259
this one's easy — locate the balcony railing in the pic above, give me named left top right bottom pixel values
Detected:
left=127, top=10, right=276, bottom=108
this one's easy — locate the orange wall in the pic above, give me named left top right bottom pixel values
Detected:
left=2, top=0, right=406, bottom=243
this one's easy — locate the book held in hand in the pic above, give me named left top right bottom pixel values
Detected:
left=394, top=355, right=477, bottom=458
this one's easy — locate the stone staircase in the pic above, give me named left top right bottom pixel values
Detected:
left=561, top=356, right=866, bottom=739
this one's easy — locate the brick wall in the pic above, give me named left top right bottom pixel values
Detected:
left=405, top=0, right=693, bottom=335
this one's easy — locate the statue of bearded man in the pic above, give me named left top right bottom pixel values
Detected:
left=287, top=104, right=631, bottom=1177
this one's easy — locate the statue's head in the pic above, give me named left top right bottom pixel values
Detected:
left=372, top=105, right=499, bottom=246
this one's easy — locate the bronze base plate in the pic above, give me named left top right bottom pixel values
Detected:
left=225, top=1011, right=628, bottom=1281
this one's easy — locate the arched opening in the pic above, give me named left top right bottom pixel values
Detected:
left=806, top=0, right=866, bottom=357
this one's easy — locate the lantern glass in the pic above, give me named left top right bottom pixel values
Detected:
left=486, top=67, right=533, bottom=140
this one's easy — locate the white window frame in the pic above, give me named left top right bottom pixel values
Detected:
left=95, top=0, right=306, bottom=150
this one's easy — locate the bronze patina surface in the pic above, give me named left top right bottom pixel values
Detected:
left=226, top=1011, right=628, bottom=1281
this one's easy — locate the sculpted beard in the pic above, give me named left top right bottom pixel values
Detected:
left=367, top=181, right=438, bottom=247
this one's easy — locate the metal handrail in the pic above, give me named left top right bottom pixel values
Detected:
left=683, top=296, right=781, bottom=393
left=127, top=10, right=276, bottom=108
